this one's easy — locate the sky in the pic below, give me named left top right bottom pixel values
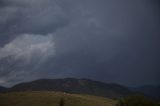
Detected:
left=0, top=0, right=160, bottom=87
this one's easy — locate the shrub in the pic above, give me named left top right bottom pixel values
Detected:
left=59, top=98, right=65, bottom=106
left=116, top=95, right=160, bottom=106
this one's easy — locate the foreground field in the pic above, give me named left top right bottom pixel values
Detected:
left=0, top=91, right=116, bottom=106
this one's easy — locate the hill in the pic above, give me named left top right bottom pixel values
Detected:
left=0, top=86, right=7, bottom=92
left=9, top=78, right=131, bottom=99
left=0, top=91, right=116, bottom=106
left=132, top=85, right=160, bottom=100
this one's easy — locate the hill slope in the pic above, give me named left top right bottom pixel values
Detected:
left=0, top=86, right=7, bottom=92
left=9, top=78, right=131, bottom=99
left=0, top=91, right=116, bottom=106
left=133, top=85, right=160, bottom=100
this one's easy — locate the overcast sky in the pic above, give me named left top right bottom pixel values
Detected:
left=0, top=0, right=160, bottom=87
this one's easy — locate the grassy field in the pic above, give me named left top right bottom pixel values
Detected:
left=0, top=91, right=116, bottom=106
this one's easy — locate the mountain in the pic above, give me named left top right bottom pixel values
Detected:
left=132, top=85, right=160, bottom=100
left=9, top=78, right=132, bottom=99
left=0, top=86, right=7, bottom=92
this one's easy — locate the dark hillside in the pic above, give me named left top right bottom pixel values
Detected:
left=9, top=78, right=131, bottom=99
left=0, top=86, right=7, bottom=92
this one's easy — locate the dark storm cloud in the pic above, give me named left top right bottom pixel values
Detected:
left=0, top=0, right=8, bottom=7
left=0, top=0, right=70, bottom=46
left=52, top=0, right=160, bottom=86
left=0, top=0, right=160, bottom=86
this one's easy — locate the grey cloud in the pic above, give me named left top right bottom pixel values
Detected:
left=0, top=0, right=70, bottom=46
left=0, top=33, right=55, bottom=60
left=0, top=33, right=55, bottom=86
left=50, top=0, right=160, bottom=86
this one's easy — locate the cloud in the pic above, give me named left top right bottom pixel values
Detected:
left=0, top=0, right=70, bottom=46
left=0, top=33, right=55, bottom=86
left=0, top=33, right=55, bottom=61
left=0, top=79, right=6, bottom=85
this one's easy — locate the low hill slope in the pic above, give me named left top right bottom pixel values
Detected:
left=0, top=91, right=116, bottom=106
left=133, top=85, right=160, bottom=100
left=0, top=86, right=7, bottom=92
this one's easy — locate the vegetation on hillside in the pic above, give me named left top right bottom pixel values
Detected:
left=116, top=95, right=160, bottom=106
left=59, top=98, right=65, bottom=106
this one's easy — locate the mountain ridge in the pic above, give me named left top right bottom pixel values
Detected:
left=8, top=78, right=131, bottom=99
left=2, top=78, right=159, bottom=100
